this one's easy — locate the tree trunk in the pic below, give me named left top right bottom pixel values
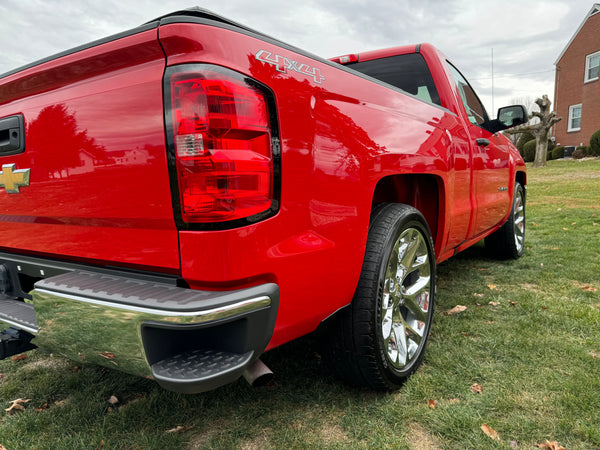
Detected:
left=533, top=132, right=549, bottom=167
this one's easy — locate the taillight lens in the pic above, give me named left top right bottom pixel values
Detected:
left=169, top=67, right=274, bottom=223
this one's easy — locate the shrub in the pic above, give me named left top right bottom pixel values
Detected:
left=523, top=140, right=536, bottom=162
left=589, top=129, right=600, bottom=156
left=552, top=146, right=565, bottom=159
left=517, top=132, right=535, bottom=155
left=572, top=147, right=587, bottom=159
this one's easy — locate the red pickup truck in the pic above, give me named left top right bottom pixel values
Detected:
left=0, top=8, right=527, bottom=393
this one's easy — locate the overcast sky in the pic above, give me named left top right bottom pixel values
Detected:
left=0, top=0, right=596, bottom=116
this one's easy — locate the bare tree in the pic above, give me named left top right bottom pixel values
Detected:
left=504, top=96, right=539, bottom=145
left=506, top=95, right=561, bottom=167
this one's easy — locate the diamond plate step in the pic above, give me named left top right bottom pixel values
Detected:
left=152, top=349, right=253, bottom=382
left=0, top=299, right=38, bottom=333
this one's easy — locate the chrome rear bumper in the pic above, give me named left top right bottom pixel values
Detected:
left=1, top=266, right=279, bottom=393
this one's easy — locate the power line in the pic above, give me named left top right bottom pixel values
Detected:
left=470, top=69, right=555, bottom=81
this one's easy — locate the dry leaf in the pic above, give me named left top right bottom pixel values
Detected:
left=593, top=223, right=599, bottom=226
left=489, top=301, right=500, bottom=306
left=590, top=351, right=600, bottom=359
left=0, top=444, right=7, bottom=450
left=487, top=321, right=495, bottom=324
left=72, top=366, right=80, bottom=372
left=54, top=399, right=67, bottom=406
left=510, top=440, right=519, bottom=448
left=447, top=398, right=460, bottom=404
left=35, top=403, right=48, bottom=412
left=166, top=425, right=194, bottom=434
left=108, top=395, right=119, bottom=405
left=509, top=300, right=517, bottom=306
left=98, top=351, right=116, bottom=360
left=107, top=407, right=114, bottom=413
left=537, top=441, right=566, bottom=450
left=10, top=354, right=27, bottom=362
left=475, top=302, right=482, bottom=307
left=562, top=227, right=569, bottom=231
left=461, top=332, right=471, bottom=337
left=470, top=383, right=483, bottom=393
left=473, top=293, right=484, bottom=298
left=532, top=222, right=539, bottom=226
left=581, top=285, right=598, bottom=292
left=78, top=352, right=85, bottom=360
left=487, top=284, right=497, bottom=290
left=428, top=399, right=437, bottom=409
left=481, top=423, right=499, bottom=441
left=444, top=305, right=467, bottom=316
left=5, top=398, right=31, bottom=414
left=542, top=305, right=548, bottom=310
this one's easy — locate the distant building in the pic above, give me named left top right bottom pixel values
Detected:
left=554, top=4, right=600, bottom=149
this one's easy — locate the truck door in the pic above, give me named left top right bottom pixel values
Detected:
left=447, top=63, right=511, bottom=238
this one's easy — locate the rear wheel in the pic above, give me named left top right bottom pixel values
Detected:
left=485, top=182, right=525, bottom=259
left=326, top=204, right=436, bottom=390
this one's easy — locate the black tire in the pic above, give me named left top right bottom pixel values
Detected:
left=485, top=182, right=526, bottom=259
left=325, top=203, right=436, bottom=390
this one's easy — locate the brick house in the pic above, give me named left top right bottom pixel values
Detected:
left=554, top=4, right=600, bottom=149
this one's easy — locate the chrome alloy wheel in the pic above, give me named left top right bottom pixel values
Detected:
left=381, top=227, right=432, bottom=371
left=513, top=187, right=525, bottom=254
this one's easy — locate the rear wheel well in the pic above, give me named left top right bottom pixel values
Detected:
left=371, top=174, right=443, bottom=254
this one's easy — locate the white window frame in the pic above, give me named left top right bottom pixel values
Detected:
left=568, top=104, right=582, bottom=132
left=584, top=50, right=600, bottom=82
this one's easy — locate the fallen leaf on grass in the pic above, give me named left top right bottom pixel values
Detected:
left=489, top=301, right=501, bottom=306
left=11, top=354, right=27, bottom=362
left=487, top=284, right=497, bottom=290
left=470, top=383, right=483, bottom=393
left=461, top=332, right=471, bottom=337
left=444, top=305, right=467, bottom=316
left=537, top=441, right=566, bottom=450
left=0, top=444, right=7, bottom=450
left=447, top=399, right=460, bottom=404
left=481, top=423, right=499, bottom=441
left=532, top=222, right=538, bottom=226
left=35, top=403, right=48, bottom=412
left=96, top=439, right=105, bottom=449
left=590, top=351, right=600, bottom=359
left=473, top=293, right=484, bottom=298
left=98, top=351, right=116, bottom=360
left=542, top=305, right=548, bottom=310
left=5, top=398, right=31, bottom=414
left=428, top=399, right=437, bottom=409
left=510, top=441, right=519, bottom=448
left=72, top=366, right=80, bottom=372
left=562, top=227, right=569, bottom=231
left=108, top=395, right=119, bottom=405
left=166, top=425, right=194, bottom=434
left=509, top=300, right=517, bottom=306
left=581, top=285, right=598, bottom=292
left=594, top=223, right=599, bottom=227
left=487, top=321, right=495, bottom=324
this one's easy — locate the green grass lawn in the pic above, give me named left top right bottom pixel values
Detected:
left=1, top=159, right=599, bottom=449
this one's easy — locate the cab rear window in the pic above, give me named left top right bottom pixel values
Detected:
left=348, top=53, right=441, bottom=106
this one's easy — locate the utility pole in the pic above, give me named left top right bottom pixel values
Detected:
left=491, top=48, right=494, bottom=113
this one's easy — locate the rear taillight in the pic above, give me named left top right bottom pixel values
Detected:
left=165, top=65, right=278, bottom=227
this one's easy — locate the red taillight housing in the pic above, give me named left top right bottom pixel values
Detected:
left=166, top=65, right=278, bottom=226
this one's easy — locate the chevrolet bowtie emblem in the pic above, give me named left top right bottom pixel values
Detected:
left=0, top=163, right=31, bottom=194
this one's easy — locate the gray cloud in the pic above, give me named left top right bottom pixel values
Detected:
left=0, top=0, right=595, bottom=113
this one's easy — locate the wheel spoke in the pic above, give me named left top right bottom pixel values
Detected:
left=393, top=322, right=407, bottom=367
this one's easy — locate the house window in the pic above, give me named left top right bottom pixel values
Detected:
left=585, top=51, right=600, bottom=82
left=568, top=104, right=582, bottom=132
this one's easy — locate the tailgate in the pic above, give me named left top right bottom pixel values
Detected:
left=0, top=27, right=180, bottom=271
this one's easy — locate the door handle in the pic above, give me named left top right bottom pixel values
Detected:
left=476, top=138, right=490, bottom=147
left=0, top=115, right=25, bottom=156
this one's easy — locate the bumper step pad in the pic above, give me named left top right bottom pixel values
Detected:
left=151, top=349, right=253, bottom=393
left=0, top=299, right=37, bottom=333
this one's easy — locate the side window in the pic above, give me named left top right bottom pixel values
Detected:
left=447, top=62, right=488, bottom=126
left=348, top=53, right=441, bottom=106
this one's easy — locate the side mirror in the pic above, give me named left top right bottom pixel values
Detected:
left=484, top=105, right=529, bottom=133
left=497, top=105, right=528, bottom=128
